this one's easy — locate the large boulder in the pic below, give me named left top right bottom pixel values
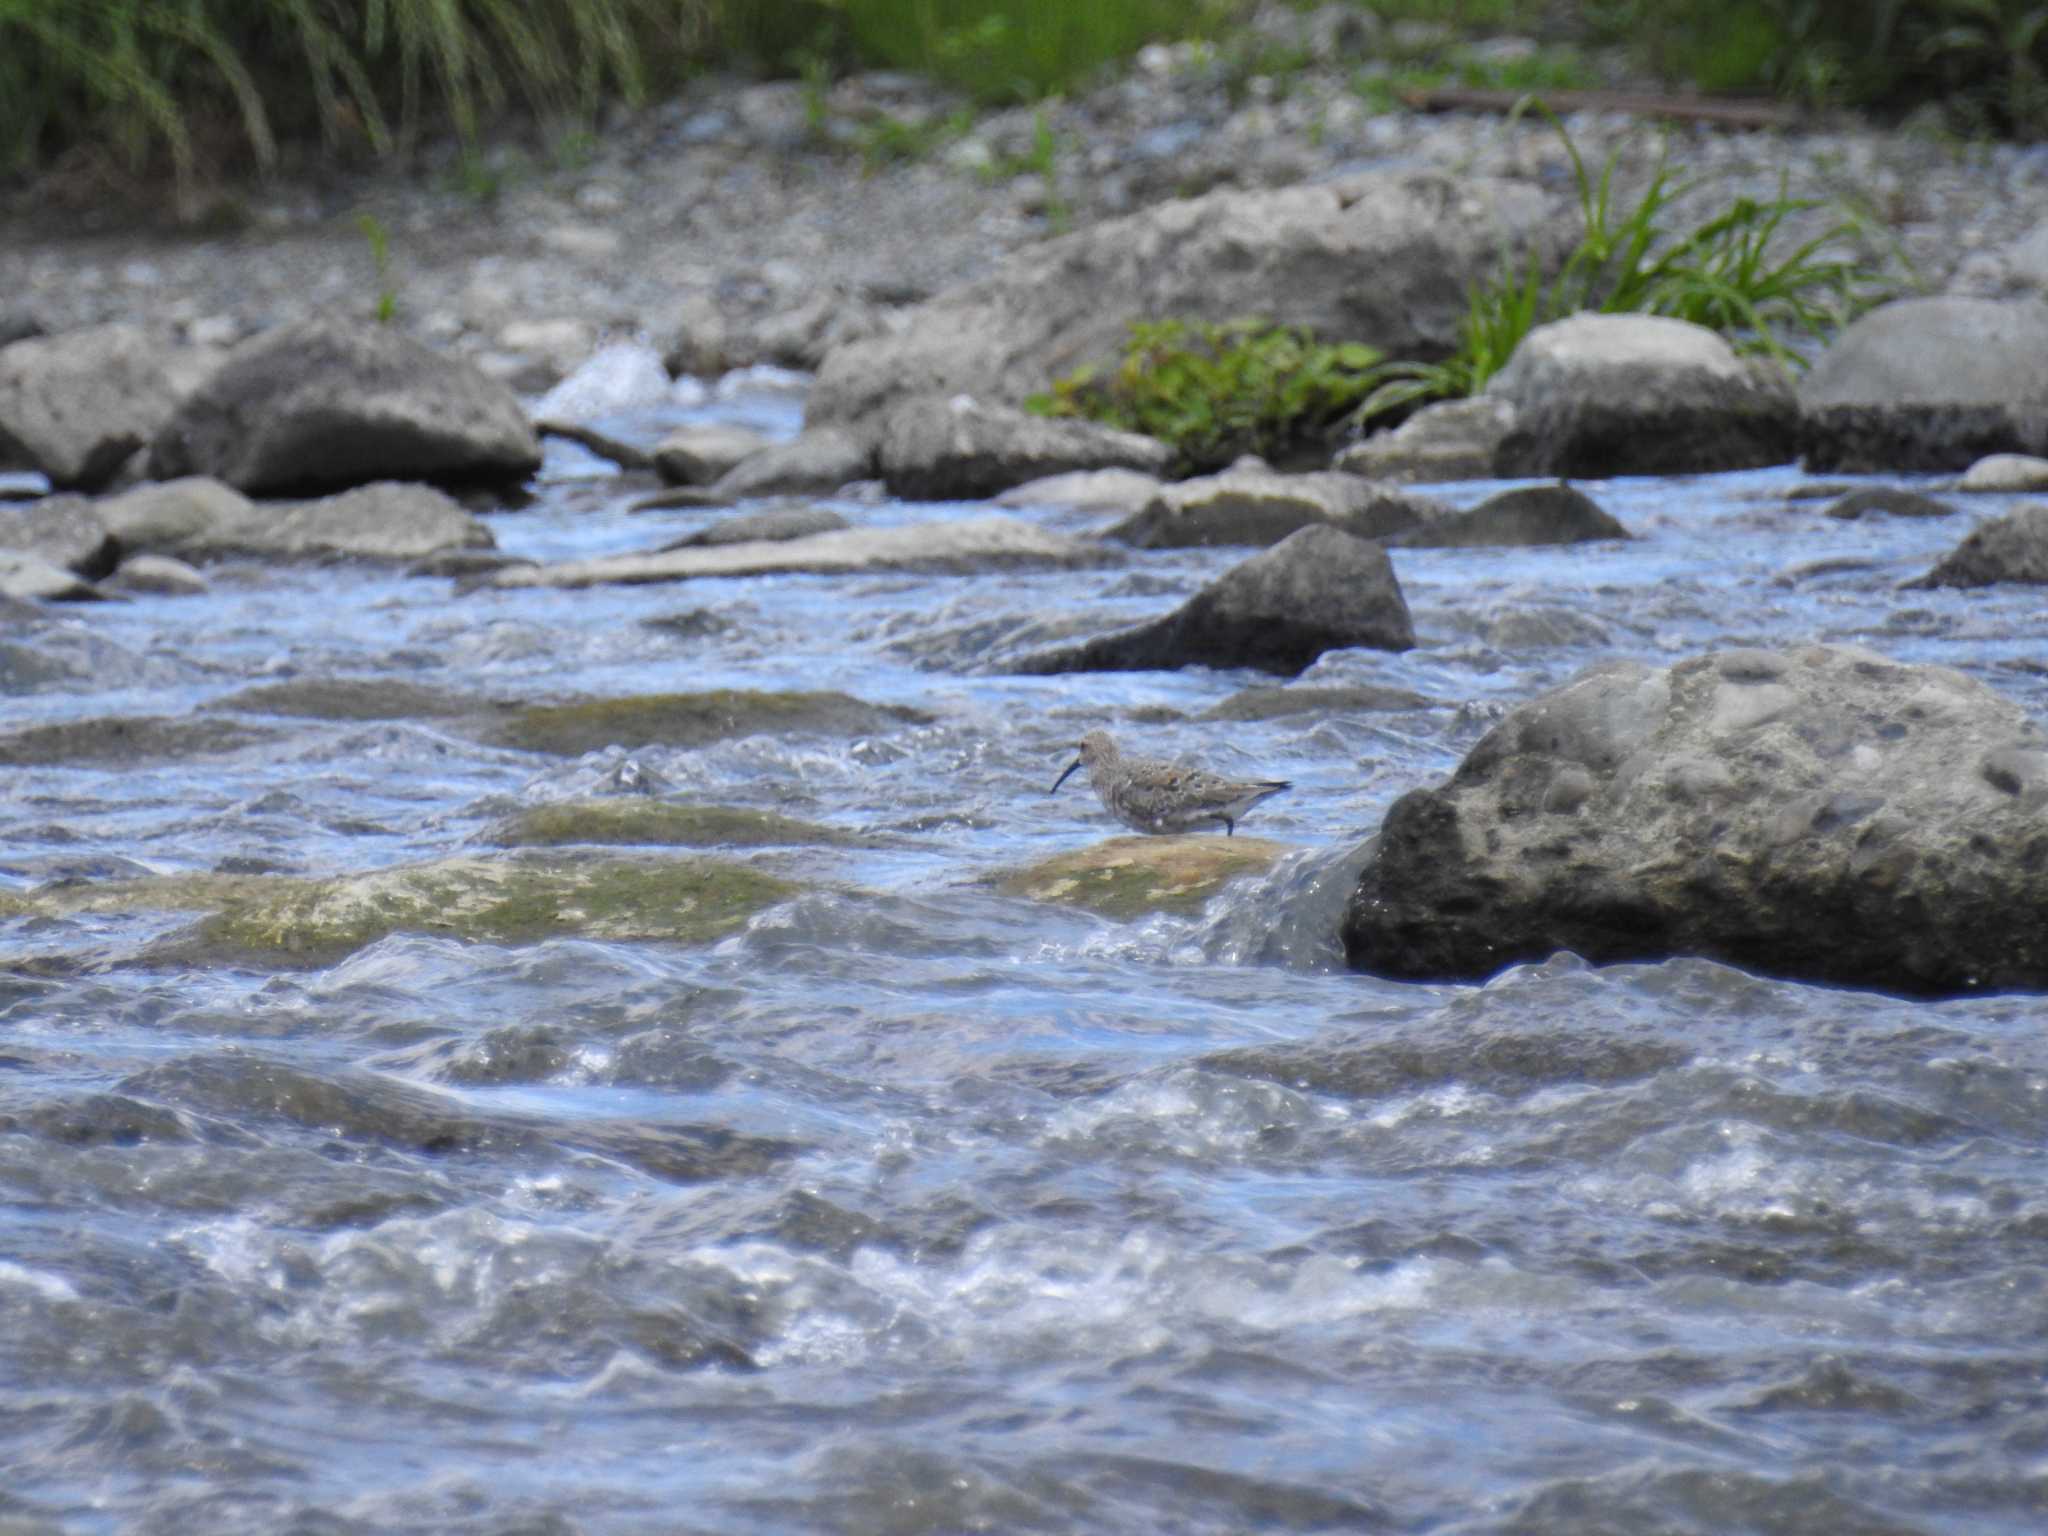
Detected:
left=1905, top=503, right=2048, bottom=588
left=0, top=324, right=181, bottom=490
left=876, top=395, right=1169, bottom=501
left=1013, top=523, right=1413, bottom=676
left=1799, top=297, right=2048, bottom=471
left=1103, top=458, right=1438, bottom=548
left=149, top=314, right=541, bottom=494
left=807, top=170, right=1564, bottom=430
left=1342, top=645, right=2048, bottom=996
left=1487, top=313, right=1798, bottom=477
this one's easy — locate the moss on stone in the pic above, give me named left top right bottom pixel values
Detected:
left=996, top=834, right=1289, bottom=919
left=208, top=678, right=482, bottom=720
left=0, top=716, right=272, bottom=765
left=493, top=689, right=927, bottom=756
left=489, top=800, right=856, bottom=849
left=27, top=853, right=796, bottom=965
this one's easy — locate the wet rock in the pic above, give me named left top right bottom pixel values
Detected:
left=996, top=834, right=1290, bottom=919
left=1334, top=396, right=1516, bottom=483
left=149, top=314, right=542, bottom=494
left=0, top=552, right=105, bottom=603
left=1905, top=503, right=2048, bottom=589
left=1799, top=297, right=2048, bottom=472
left=658, top=504, right=848, bottom=550
left=0, top=497, right=119, bottom=577
left=1200, top=683, right=1433, bottom=721
left=808, top=169, right=1564, bottom=429
left=532, top=341, right=674, bottom=426
left=875, top=394, right=1170, bottom=501
left=0, top=324, right=180, bottom=490
left=653, top=423, right=774, bottom=486
left=1341, top=644, right=2048, bottom=996
left=487, top=515, right=1106, bottom=590
left=709, top=428, right=875, bottom=501
left=1104, top=459, right=1437, bottom=548
left=1820, top=487, right=1954, bottom=520
left=233, top=482, right=496, bottom=563
left=208, top=678, right=481, bottom=720
left=1474, top=606, right=1613, bottom=650
left=489, top=689, right=928, bottom=756
left=1958, top=452, right=2048, bottom=493
left=537, top=420, right=654, bottom=470
left=1387, top=482, right=1630, bottom=549
left=14, top=852, right=798, bottom=965
left=94, top=476, right=253, bottom=553
left=1013, top=524, right=1413, bottom=677
left=104, top=554, right=208, bottom=596
left=754, top=292, right=883, bottom=370
left=488, top=800, right=858, bottom=849
left=0, top=715, right=268, bottom=764
left=1487, top=314, right=1798, bottom=477
left=992, top=467, right=1164, bottom=516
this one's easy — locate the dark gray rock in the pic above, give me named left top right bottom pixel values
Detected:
left=1333, top=396, right=1516, bottom=483
left=0, top=309, right=44, bottom=349
left=658, top=504, right=849, bottom=549
left=1387, top=482, right=1629, bottom=549
left=1104, top=458, right=1437, bottom=548
left=0, top=324, right=181, bottom=490
left=709, top=428, right=875, bottom=502
left=149, top=314, right=541, bottom=493
left=1821, top=487, right=1954, bottom=520
left=1799, top=297, right=2048, bottom=472
left=0, top=497, right=119, bottom=577
left=876, top=395, right=1169, bottom=501
left=1342, top=644, right=2048, bottom=996
left=1013, top=524, right=1413, bottom=677
left=653, top=422, right=773, bottom=486
left=1905, top=503, right=2048, bottom=589
left=1488, top=314, right=1798, bottom=477
left=808, top=170, right=1565, bottom=429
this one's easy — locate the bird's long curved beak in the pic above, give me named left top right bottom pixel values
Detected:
left=1050, top=757, right=1083, bottom=795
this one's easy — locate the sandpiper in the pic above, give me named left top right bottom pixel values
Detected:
left=1049, top=729, right=1291, bottom=836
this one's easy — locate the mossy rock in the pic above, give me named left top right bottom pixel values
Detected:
left=489, top=799, right=857, bottom=849
left=1201, top=683, right=1434, bottom=722
left=491, top=689, right=928, bottom=756
left=25, top=852, right=796, bottom=965
left=996, top=835, right=1290, bottom=920
left=208, top=678, right=485, bottom=720
left=0, top=716, right=272, bottom=765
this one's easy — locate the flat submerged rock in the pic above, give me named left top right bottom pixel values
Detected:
left=489, top=689, right=927, bottom=755
left=996, top=835, right=1290, bottom=919
left=488, top=800, right=858, bottom=849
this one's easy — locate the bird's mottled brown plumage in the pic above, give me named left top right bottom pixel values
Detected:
left=1050, top=729, right=1290, bottom=836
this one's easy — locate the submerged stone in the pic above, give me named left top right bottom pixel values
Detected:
left=996, top=835, right=1289, bottom=919
left=491, top=689, right=928, bottom=756
left=489, top=800, right=858, bottom=849
left=0, top=715, right=270, bottom=765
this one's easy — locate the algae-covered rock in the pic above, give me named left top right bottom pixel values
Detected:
left=492, top=689, right=928, bottom=756
left=209, top=677, right=485, bottom=720
left=489, top=800, right=857, bottom=849
left=0, top=715, right=271, bottom=765
left=26, top=851, right=797, bottom=964
left=996, top=835, right=1289, bottom=919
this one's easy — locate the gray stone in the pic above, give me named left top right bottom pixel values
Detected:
left=149, top=314, right=541, bottom=493
left=1958, top=453, right=2048, bottom=492
left=1486, top=314, right=1798, bottom=477
left=1820, top=487, right=1955, bottom=520
left=1333, top=396, right=1516, bottom=483
left=488, top=515, right=1106, bottom=591
left=0, top=551, right=105, bottom=602
left=993, top=467, right=1165, bottom=516
left=0, top=324, right=180, bottom=490
left=1906, top=503, right=2048, bottom=589
left=653, top=422, right=774, bottom=486
left=877, top=395, right=1170, bottom=501
left=1799, top=297, right=2048, bottom=472
left=95, top=477, right=255, bottom=554
left=1104, top=458, right=1438, bottom=548
left=1387, top=483, right=1630, bottom=549
left=104, top=554, right=209, bottom=595
left=0, top=497, right=119, bottom=577
left=100, top=477, right=489, bottom=564
left=807, top=170, right=1564, bottom=429
left=658, top=505, right=849, bottom=549
left=658, top=293, right=732, bottom=378
left=1013, top=524, right=1412, bottom=677
left=1342, top=644, right=2048, bottom=996
left=709, top=428, right=876, bottom=501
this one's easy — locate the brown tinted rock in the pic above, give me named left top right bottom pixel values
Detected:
left=1387, top=483, right=1629, bottom=549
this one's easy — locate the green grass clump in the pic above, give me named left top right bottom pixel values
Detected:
left=1355, top=107, right=1891, bottom=424
left=1028, top=320, right=1383, bottom=471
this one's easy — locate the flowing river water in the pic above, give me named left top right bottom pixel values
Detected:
left=4, top=381, right=2048, bottom=1534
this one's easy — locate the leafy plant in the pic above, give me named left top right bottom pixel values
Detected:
left=1354, top=106, right=1892, bottom=424
left=356, top=211, right=399, bottom=324
left=1028, top=320, right=1384, bottom=470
